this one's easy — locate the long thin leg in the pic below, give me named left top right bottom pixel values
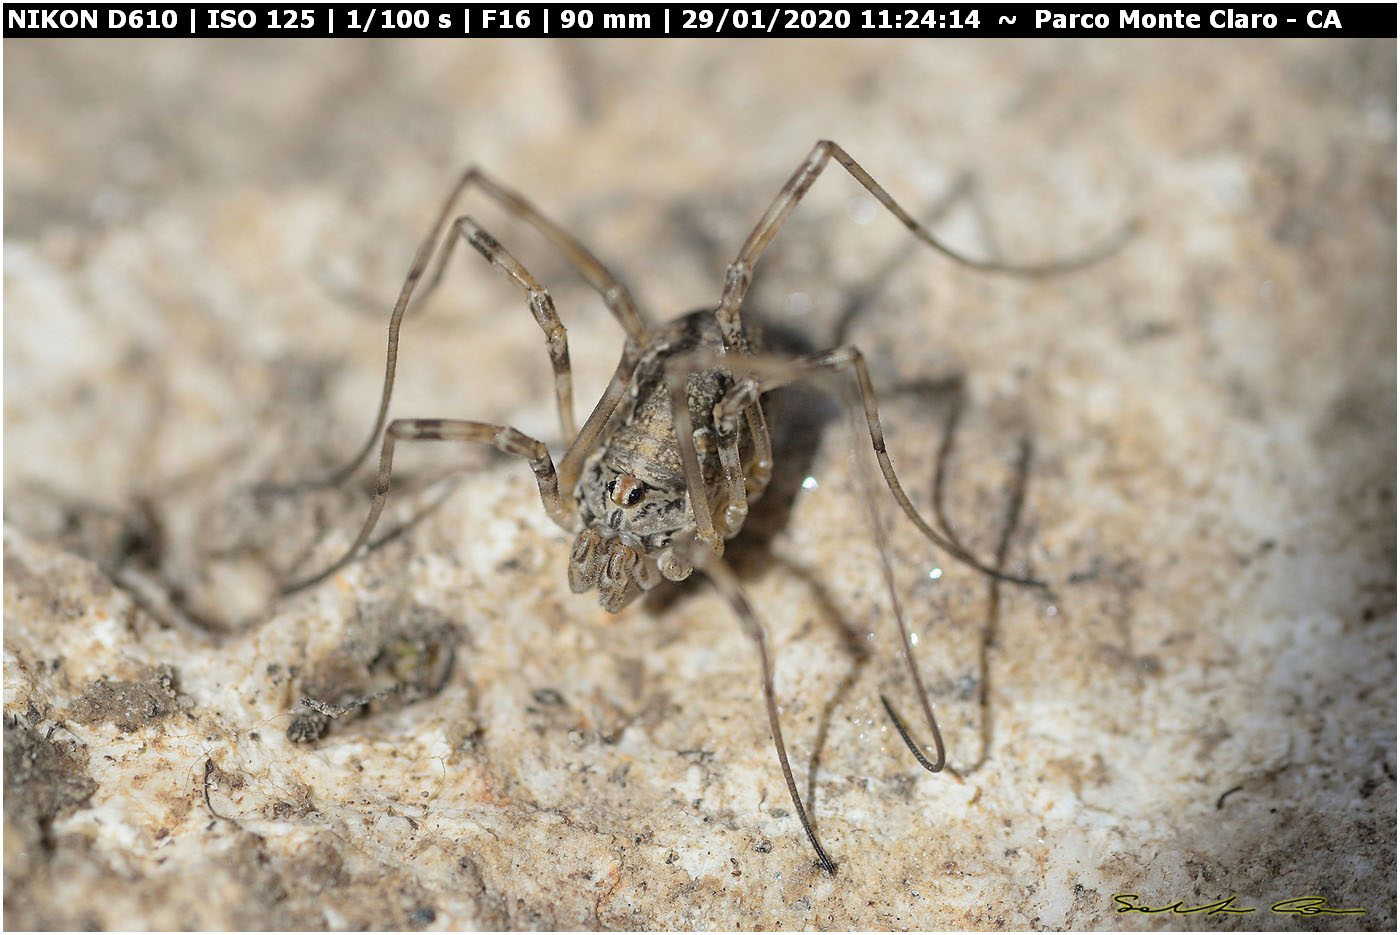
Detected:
left=832, top=172, right=1003, bottom=347
left=268, top=166, right=645, bottom=495
left=716, top=139, right=1138, bottom=353
left=857, top=402, right=947, bottom=775
left=706, top=141, right=1132, bottom=551
left=285, top=311, right=642, bottom=593
left=671, top=348, right=1041, bottom=587
left=667, top=346, right=1045, bottom=776
left=558, top=339, right=642, bottom=497
left=414, top=169, right=647, bottom=341
left=428, top=217, right=579, bottom=439
left=669, top=529, right=837, bottom=875
left=280, top=418, right=574, bottom=595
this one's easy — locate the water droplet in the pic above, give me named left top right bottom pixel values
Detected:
left=909, top=632, right=919, bottom=646
left=865, top=632, right=876, bottom=642
left=927, top=567, right=943, bottom=580
left=847, top=195, right=877, bottom=225
left=1045, top=604, right=1058, bottom=618
left=802, top=476, right=819, bottom=491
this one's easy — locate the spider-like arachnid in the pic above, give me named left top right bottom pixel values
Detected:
left=274, top=140, right=1130, bottom=873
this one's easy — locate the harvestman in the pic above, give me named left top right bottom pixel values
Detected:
left=275, top=140, right=1130, bottom=873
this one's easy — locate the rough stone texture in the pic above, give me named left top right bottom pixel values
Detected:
left=4, top=40, right=1394, bottom=930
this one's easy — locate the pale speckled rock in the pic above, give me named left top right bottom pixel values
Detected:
left=4, top=40, right=1394, bottom=930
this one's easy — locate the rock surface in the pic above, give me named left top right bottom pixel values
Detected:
left=5, top=40, right=1395, bottom=929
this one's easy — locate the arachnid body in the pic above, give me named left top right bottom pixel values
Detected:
left=276, top=141, right=1129, bottom=873
left=568, top=309, right=763, bottom=612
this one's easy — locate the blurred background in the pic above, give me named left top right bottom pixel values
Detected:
left=4, top=40, right=1394, bottom=929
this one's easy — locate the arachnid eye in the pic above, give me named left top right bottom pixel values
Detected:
left=608, top=473, right=647, bottom=508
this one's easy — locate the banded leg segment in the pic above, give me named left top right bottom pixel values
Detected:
left=704, top=139, right=1132, bottom=534
left=670, top=529, right=837, bottom=874
left=280, top=418, right=573, bottom=595
left=283, top=166, right=643, bottom=494
left=431, top=217, right=579, bottom=439
left=667, top=346, right=1042, bottom=583
left=717, top=139, right=1137, bottom=353
left=667, top=345, right=1047, bottom=776
left=411, top=168, right=646, bottom=340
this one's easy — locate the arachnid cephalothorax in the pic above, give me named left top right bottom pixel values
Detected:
left=272, top=141, right=1131, bottom=873
left=568, top=310, right=765, bottom=612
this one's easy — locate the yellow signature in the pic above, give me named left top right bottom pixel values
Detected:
left=1113, top=894, right=1366, bottom=916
